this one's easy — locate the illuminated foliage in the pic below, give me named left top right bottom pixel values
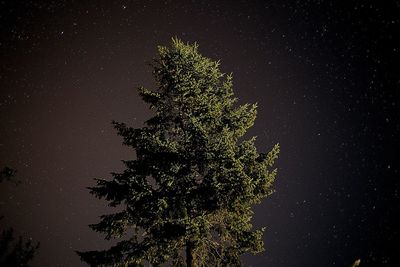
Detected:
left=78, top=38, right=279, bottom=267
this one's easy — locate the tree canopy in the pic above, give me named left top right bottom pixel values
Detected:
left=78, top=38, right=279, bottom=267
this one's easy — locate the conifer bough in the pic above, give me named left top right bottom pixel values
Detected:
left=78, top=38, right=280, bottom=267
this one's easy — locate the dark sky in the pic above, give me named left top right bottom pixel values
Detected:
left=0, top=1, right=399, bottom=266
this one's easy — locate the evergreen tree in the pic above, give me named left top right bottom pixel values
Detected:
left=0, top=167, right=39, bottom=267
left=78, top=38, right=279, bottom=267
left=0, top=227, right=39, bottom=267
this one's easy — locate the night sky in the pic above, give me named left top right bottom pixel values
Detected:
left=1, top=1, right=399, bottom=266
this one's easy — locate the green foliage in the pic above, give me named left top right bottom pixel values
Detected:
left=78, top=38, right=279, bottom=266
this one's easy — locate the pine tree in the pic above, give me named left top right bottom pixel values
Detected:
left=0, top=167, right=39, bottom=267
left=78, top=38, right=279, bottom=267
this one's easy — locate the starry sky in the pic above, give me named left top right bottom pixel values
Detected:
left=0, top=1, right=399, bottom=266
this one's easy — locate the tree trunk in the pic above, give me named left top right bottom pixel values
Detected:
left=186, top=241, right=195, bottom=267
